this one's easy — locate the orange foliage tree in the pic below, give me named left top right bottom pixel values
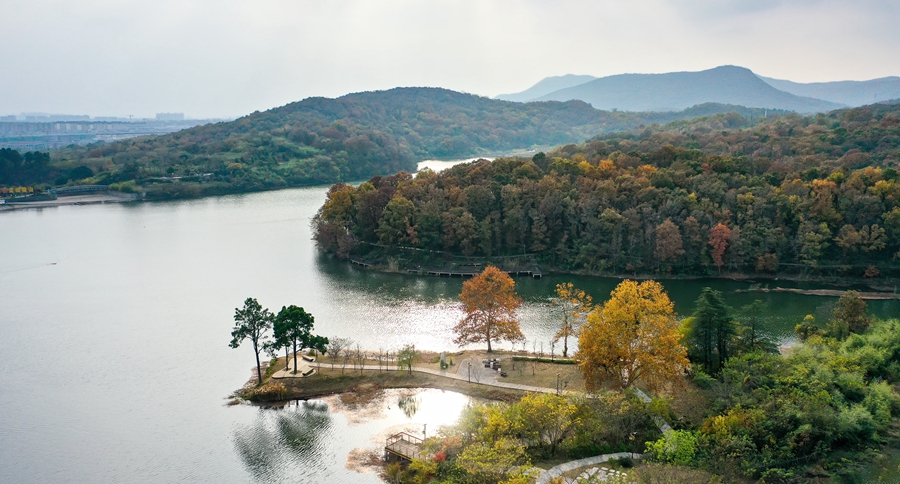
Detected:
left=708, top=223, right=732, bottom=270
left=577, top=280, right=689, bottom=392
left=453, top=266, right=523, bottom=352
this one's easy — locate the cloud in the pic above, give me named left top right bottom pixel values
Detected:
left=0, top=0, right=897, bottom=118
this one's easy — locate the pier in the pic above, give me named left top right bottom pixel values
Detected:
left=385, top=432, right=423, bottom=462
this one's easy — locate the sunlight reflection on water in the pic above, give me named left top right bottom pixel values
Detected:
left=232, top=389, right=479, bottom=483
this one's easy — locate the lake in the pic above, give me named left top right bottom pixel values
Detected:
left=2, top=164, right=898, bottom=482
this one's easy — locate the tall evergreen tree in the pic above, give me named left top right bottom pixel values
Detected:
left=229, top=297, right=273, bottom=386
left=685, top=288, right=734, bottom=373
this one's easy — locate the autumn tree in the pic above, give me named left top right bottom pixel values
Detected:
left=453, top=266, right=523, bottom=352
left=515, top=393, right=580, bottom=456
left=655, top=218, right=684, bottom=270
left=708, top=223, right=731, bottom=270
left=577, top=280, right=689, bottom=392
left=552, top=282, right=593, bottom=357
left=829, top=290, right=870, bottom=339
left=377, top=196, right=418, bottom=246
left=229, top=297, right=273, bottom=386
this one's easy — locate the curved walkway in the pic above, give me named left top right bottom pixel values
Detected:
left=316, top=360, right=567, bottom=394
left=535, top=452, right=642, bottom=484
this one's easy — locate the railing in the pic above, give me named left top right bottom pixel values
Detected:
left=385, top=432, right=424, bottom=461
left=55, top=185, right=109, bottom=196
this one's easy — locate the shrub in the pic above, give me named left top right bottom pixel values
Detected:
left=646, top=430, right=698, bottom=466
left=242, top=382, right=287, bottom=402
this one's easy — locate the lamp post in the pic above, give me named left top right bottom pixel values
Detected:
left=467, top=361, right=472, bottom=383
left=630, top=431, right=637, bottom=459
left=556, top=372, right=561, bottom=395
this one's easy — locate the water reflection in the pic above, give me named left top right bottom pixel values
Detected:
left=397, top=393, right=421, bottom=419
left=231, top=389, right=481, bottom=483
left=313, top=246, right=900, bottom=346
left=233, top=401, right=332, bottom=482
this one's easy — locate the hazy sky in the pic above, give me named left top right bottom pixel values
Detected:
left=2, top=0, right=898, bottom=118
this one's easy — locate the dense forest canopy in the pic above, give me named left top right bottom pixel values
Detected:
left=11, top=88, right=784, bottom=198
left=314, top=102, right=900, bottom=281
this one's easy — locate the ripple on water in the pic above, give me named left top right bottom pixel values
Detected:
left=231, top=388, right=483, bottom=483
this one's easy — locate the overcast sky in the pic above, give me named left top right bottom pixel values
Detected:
left=1, top=0, right=898, bottom=119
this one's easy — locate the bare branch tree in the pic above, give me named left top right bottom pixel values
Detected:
left=327, top=336, right=351, bottom=372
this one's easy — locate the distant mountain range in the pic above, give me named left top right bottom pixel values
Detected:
left=496, top=66, right=900, bottom=113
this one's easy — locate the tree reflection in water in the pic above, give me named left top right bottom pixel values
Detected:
left=396, top=392, right=421, bottom=419
left=233, top=400, right=332, bottom=482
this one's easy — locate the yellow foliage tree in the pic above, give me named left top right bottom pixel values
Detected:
left=515, top=393, right=580, bottom=456
left=454, top=266, right=523, bottom=352
left=553, top=282, right=593, bottom=357
left=577, top=280, right=689, bottom=392
left=457, top=437, right=529, bottom=478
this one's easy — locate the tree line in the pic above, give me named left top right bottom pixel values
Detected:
left=314, top=102, right=900, bottom=280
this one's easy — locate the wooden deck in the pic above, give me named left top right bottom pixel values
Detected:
left=385, top=432, right=423, bottom=461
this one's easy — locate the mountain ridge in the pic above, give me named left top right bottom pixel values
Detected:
left=495, top=74, right=598, bottom=103
left=496, top=66, right=900, bottom=112
left=757, top=75, right=900, bottom=107
left=527, top=66, right=842, bottom=113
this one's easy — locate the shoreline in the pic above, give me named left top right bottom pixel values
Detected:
left=0, top=193, right=141, bottom=211
left=335, top=255, right=900, bottom=292
left=234, top=351, right=577, bottom=405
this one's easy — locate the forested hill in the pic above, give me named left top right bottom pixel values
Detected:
left=45, top=88, right=783, bottom=198
left=314, top=102, right=900, bottom=282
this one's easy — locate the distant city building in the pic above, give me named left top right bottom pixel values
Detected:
left=156, top=113, right=185, bottom=121
left=0, top=115, right=15, bottom=122
left=24, top=114, right=90, bottom=122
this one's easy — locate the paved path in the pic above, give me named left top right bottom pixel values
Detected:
left=535, top=452, right=641, bottom=484
left=317, top=360, right=567, bottom=395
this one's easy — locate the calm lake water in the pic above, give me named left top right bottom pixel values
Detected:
left=2, top=162, right=899, bottom=482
